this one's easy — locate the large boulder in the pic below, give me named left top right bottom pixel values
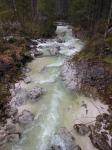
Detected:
left=5, top=107, right=18, bottom=117
left=16, top=97, right=27, bottom=107
left=89, top=132, right=111, bottom=150
left=49, top=45, right=60, bottom=56
left=18, top=109, right=34, bottom=125
left=6, top=124, right=16, bottom=133
left=27, top=86, right=44, bottom=101
left=74, top=124, right=89, bottom=135
left=7, top=133, right=20, bottom=142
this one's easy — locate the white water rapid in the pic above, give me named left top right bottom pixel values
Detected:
left=3, top=25, right=108, bottom=150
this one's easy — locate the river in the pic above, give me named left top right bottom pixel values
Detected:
left=3, top=25, right=108, bottom=150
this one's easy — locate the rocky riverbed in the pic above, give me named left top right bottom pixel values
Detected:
left=61, top=55, right=112, bottom=150
left=1, top=24, right=112, bottom=150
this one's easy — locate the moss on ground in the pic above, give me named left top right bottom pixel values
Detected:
left=0, top=38, right=33, bottom=104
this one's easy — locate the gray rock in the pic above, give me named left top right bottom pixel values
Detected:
left=10, top=101, right=16, bottom=107
left=74, top=124, right=89, bottom=135
left=0, top=123, right=5, bottom=128
left=26, top=68, right=31, bottom=73
left=30, top=52, right=35, bottom=58
left=24, top=77, right=32, bottom=84
left=72, top=145, right=82, bottom=150
left=7, top=133, right=20, bottom=142
left=10, top=90, right=16, bottom=97
left=14, top=87, right=26, bottom=95
left=0, top=131, right=7, bottom=142
left=40, top=66, right=47, bottom=72
left=49, top=45, right=60, bottom=56
left=27, top=86, right=44, bottom=101
left=18, top=109, right=34, bottom=125
left=72, top=30, right=85, bottom=39
left=68, top=26, right=73, bottom=29
left=59, top=128, right=75, bottom=150
left=54, top=44, right=60, bottom=50
left=68, top=46, right=75, bottom=49
left=9, top=84, right=15, bottom=89
left=56, top=38, right=63, bottom=43
left=34, top=51, right=43, bottom=56
left=6, top=124, right=16, bottom=133
left=56, top=38, right=65, bottom=43
left=5, top=107, right=18, bottom=117
left=47, top=146, right=62, bottom=150
left=16, top=97, right=27, bottom=107
left=21, top=67, right=31, bottom=74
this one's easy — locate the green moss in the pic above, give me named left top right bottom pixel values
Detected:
left=104, top=54, right=112, bottom=64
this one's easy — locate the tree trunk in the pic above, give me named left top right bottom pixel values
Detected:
left=95, top=0, right=102, bottom=35
left=104, top=1, right=112, bottom=39
left=12, top=0, right=17, bottom=12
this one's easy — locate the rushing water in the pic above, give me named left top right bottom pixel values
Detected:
left=3, top=26, right=108, bottom=150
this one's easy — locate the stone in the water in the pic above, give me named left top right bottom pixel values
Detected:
left=24, top=77, right=32, bottom=84
left=89, top=132, right=111, bottom=150
left=49, top=45, right=60, bottom=56
left=27, top=86, right=44, bottom=101
left=68, top=26, right=73, bottom=29
left=40, top=66, right=47, bottom=72
left=5, top=107, right=18, bottom=117
left=48, top=146, right=62, bottom=150
left=7, top=133, right=20, bottom=142
left=74, top=124, right=89, bottom=135
left=34, top=51, right=43, bottom=56
left=16, top=97, right=27, bottom=107
left=18, top=109, right=34, bottom=125
left=68, top=46, right=75, bottom=49
left=6, top=124, right=16, bottom=133
left=26, top=68, right=31, bottom=73
left=59, top=128, right=75, bottom=150
left=56, top=38, right=63, bottom=43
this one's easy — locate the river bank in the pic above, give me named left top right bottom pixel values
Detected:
left=60, top=29, right=112, bottom=149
